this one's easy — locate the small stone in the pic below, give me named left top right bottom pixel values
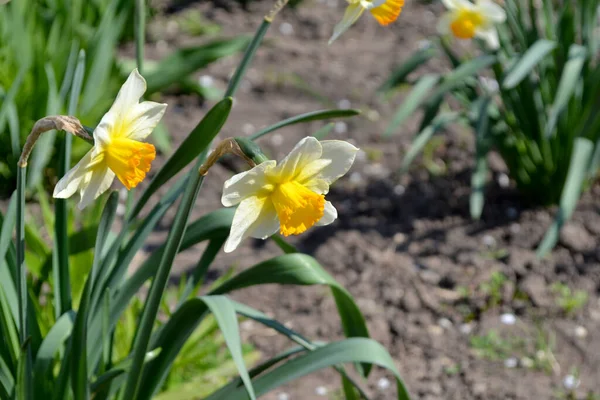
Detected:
left=393, top=233, right=406, bottom=244
left=315, top=386, right=328, bottom=396
left=438, top=318, right=453, bottom=330
left=417, top=39, right=432, bottom=50
left=574, top=325, right=588, bottom=338
left=277, top=393, right=290, bottom=400
left=460, top=323, right=473, bottom=335
left=116, top=204, right=126, bottom=217
left=520, top=357, right=534, bottom=368
left=356, top=150, right=367, bottom=162
left=504, top=357, right=518, bottom=368
left=334, top=121, right=347, bottom=134
left=497, top=172, right=510, bottom=188
left=279, top=22, right=294, bottom=36
left=366, top=109, right=380, bottom=121
left=420, top=270, right=441, bottom=285
left=563, top=375, right=580, bottom=390
left=349, top=172, right=363, bottom=185
left=270, top=133, right=284, bottom=146
left=428, top=325, right=444, bottom=336
left=500, top=313, right=517, bottom=325
left=482, top=235, right=497, bottom=248
left=560, top=222, right=596, bottom=252
left=242, top=123, right=255, bottom=135
left=394, top=184, right=406, bottom=196
left=472, top=382, right=487, bottom=396
left=199, top=75, right=214, bottom=87
left=521, top=274, right=552, bottom=307
left=337, top=99, right=351, bottom=109
left=377, top=377, right=391, bottom=390
left=402, top=289, right=421, bottom=311
left=509, top=222, right=521, bottom=234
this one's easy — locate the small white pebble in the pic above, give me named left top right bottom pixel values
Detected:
left=377, top=377, right=391, bottom=391
left=504, top=357, right=518, bottom=368
left=563, top=375, right=580, bottom=390
left=116, top=204, right=126, bottom=217
left=417, top=39, right=432, bottom=50
left=480, top=76, right=500, bottom=92
left=574, top=325, right=588, bottom=338
left=240, top=320, right=254, bottom=331
left=349, top=172, right=363, bottom=185
left=497, top=173, right=510, bottom=188
left=509, top=222, right=521, bottom=234
left=337, top=99, right=351, bottom=109
left=506, top=207, right=518, bottom=219
left=270, top=133, right=284, bottom=147
left=459, top=323, right=473, bottom=335
left=279, top=22, right=294, bottom=36
left=500, top=313, right=517, bottom=326
left=334, top=121, right=347, bottom=134
left=355, top=150, right=367, bottom=162
left=199, top=75, right=214, bottom=87
left=520, top=357, right=534, bottom=368
left=393, top=232, right=406, bottom=244
left=315, top=386, right=328, bottom=396
left=536, top=350, right=547, bottom=360
left=438, top=318, right=453, bottom=330
left=482, top=235, right=497, bottom=248
left=277, top=393, right=290, bottom=400
left=393, top=184, right=406, bottom=196
left=242, top=123, right=255, bottom=135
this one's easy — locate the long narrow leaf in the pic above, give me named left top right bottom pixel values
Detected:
left=502, top=39, right=556, bottom=89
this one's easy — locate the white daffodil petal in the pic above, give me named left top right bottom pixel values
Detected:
left=329, top=2, right=366, bottom=44
left=316, top=201, right=338, bottom=226
left=437, top=12, right=454, bottom=35
left=125, top=101, right=168, bottom=141
left=441, top=0, right=474, bottom=10
left=109, top=69, right=147, bottom=116
left=248, top=201, right=280, bottom=239
left=53, top=150, right=95, bottom=199
left=310, top=140, right=358, bottom=185
left=269, top=137, right=322, bottom=181
left=224, top=196, right=269, bottom=253
left=477, top=0, right=507, bottom=22
left=477, top=27, right=500, bottom=49
left=77, top=166, right=115, bottom=210
left=222, top=160, right=277, bottom=207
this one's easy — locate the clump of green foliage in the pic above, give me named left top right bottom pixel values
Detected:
left=381, top=0, right=600, bottom=256
left=551, top=282, right=588, bottom=315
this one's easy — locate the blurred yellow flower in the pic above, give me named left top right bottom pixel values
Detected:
left=221, top=137, right=358, bottom=252
left=438, top=0, right=506, bottom=49
left=329, top=0, right=404, bottom=44
left=53, top=69, right=167, bottom=209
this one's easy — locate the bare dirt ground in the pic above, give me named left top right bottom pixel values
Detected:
left=135, top=0, right=600, bottom=399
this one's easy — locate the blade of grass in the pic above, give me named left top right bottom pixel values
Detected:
left=503, top=39, right=557, bottom=89
left=470, top=98, right=491, bottom=220
left=135, top=0, right=145, bottom=74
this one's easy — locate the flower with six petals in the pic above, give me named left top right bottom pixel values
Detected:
left=221, top=137, right=358, bottom=253
left=329, top=0, right=404, bottom=44
left=53, top=69, right=167, bottom=209
left=438, top=0, right=506, bottom=49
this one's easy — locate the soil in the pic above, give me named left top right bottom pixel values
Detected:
left=10, top=0, right=600, bottom=398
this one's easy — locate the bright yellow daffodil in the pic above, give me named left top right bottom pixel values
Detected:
left=329, top=0, right=404, bottom=44
left=221, top=137, right=358, bottom=252
left=53, top=69, right=167, bottom=209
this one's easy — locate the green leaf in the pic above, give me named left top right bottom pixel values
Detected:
left=0, top=193, right=18, bottom=323
left=545, top=44, right=587, bottom=137
left=249, top=109, right=361, bottom=141
left=151, top=121, right=172, bottom=154
left=378, top=45, right=437, bottom=92
left=215, top=338, right=410, bottom=400
left=131, top=97, right=232, bottom=218
left=502, top=39, right=557, bottom=89
left=385, top=75, right=439, bottom=137
left=33, top=311, right=75, bottom=399
left=470, top=98, right=491, bottom=220
left=145, top=38, right=251, bottom=95
left=537, top=138, right=595, bottom=257
left=401, top=113, right=460, bottom=173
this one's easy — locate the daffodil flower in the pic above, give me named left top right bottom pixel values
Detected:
left=221, top=137, right=358, bottom=253
left=53, top=69, right=167, bottom=209
left=438, top=0, right=506, bottom=49
left=329, top=0, right=404, bottom=44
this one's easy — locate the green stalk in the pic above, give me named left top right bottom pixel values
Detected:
left=120, top=157, right=206, bottom=400
left=15, top=166, right=31, bottom=400
left=135, top=0, right=145, bottom=74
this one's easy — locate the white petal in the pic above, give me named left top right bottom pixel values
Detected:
left=476, top=0, right=506, bottom=22
left=441, top=0, right=474, bottom=10
left=269, top=137, right=322, bottom=181
left=224, top=196, right=271, bottom=253
left=125, top=101, right=168, bottom=141
left=248, top=201, right=280, bottom=239
left=109, top=69, right=147, bottom=116
left=476, top=27, right=500, bottom=49
left=298, top=140, right=358, bottom=186
left=437, top=12, right=455, bottom=35
left=316, top=201, right=338, bottom=226
left=53, top=150, right=95, bottom=199
left=77, top=166, right=115, bottom=210
left=221, top=160, right=277, bottom=207
left=329, top=3, right=366, bottom=44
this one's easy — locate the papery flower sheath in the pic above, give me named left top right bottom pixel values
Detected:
left=329, top=0, right=404, bottom=44
left=53, top=69, right=167, bottom=209
left=221, top=137, right=358, bottom=252
left=438, top=0, right=506, bottom=49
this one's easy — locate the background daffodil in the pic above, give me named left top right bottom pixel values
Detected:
left=53, top=69, right=167, bottom=209
left=329, top=0, right=404, bottom=44
left=438, top=0, right=506, bottom=49
left=221, top=137, right=358, bottom=253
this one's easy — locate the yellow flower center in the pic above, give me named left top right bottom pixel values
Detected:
left=104, top=137, right=156, bottom=190
left=450, top=9, right=485, bottom=39
left=271, top=180, right=325, bottom=237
